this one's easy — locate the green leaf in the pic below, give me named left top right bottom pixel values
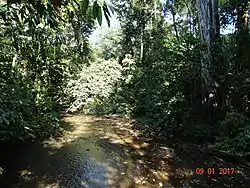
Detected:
left=104, top=10, right=110, bottom=27
left=81, top=0, right=89, bottom=15
left=93, top=1, right=98, bottom=19
left=93, top=1, right=102, bottom=25
left=2, top=117, right=9, bottom=125
left=97, top=0, right=104, bottom=6
left=97, top=5, right=102, bottom=25
left=0, top=3, right=7, bottom=13
left=103, top=3, right=111, bottom=17
left=103, top=2, right=110, bottom=26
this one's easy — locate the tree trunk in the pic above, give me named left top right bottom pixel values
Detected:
left=171, top=1, right=179, bottom=39
left=196, top=0, right=221, bottom=119
left=140, top=9, right=146, bottom=63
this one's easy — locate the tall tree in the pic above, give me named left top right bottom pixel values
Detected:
left=196, top=0, right=222, bottom=118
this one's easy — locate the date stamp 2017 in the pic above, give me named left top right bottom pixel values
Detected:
left=195, top=168, right=235, bottom=175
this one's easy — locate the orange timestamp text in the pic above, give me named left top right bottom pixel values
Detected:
left=195, top=168, right=235, bottom=175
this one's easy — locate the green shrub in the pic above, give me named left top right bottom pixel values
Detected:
left=216, top=112, right=250, bottom=152
left=66, top=58, right=123, bottom=114
left=0, top=80, right=60, bottom=141
left=217, top=112, right=249, bottom=138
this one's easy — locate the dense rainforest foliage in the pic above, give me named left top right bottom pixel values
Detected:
left=1, top=0, right=250, bottom=162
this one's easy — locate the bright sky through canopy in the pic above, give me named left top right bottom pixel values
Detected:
left=89, top=0, right=235, bottom=45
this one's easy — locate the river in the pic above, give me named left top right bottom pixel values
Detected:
left=0, top=114, right=249, bottom=187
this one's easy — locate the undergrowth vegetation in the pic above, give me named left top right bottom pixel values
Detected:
left=0, top=0, right=94, bottom=142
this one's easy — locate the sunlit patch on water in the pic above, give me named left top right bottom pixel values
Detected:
left=19, top=169, right=34, bottom=181
left=37, top=182, right=60, bottom=188
left=53, top=114, right=181, bottom=187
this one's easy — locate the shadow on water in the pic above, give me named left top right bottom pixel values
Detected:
left=0, top=114, right=250, bottom=188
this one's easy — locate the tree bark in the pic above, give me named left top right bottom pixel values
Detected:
left=196, top=0, right=221, bottom=119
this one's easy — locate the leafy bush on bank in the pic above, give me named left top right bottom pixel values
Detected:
left=66, top=58, right=123, bottom=114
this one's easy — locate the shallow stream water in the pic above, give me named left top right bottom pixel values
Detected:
left=0, top=114, right=249, bottom=187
